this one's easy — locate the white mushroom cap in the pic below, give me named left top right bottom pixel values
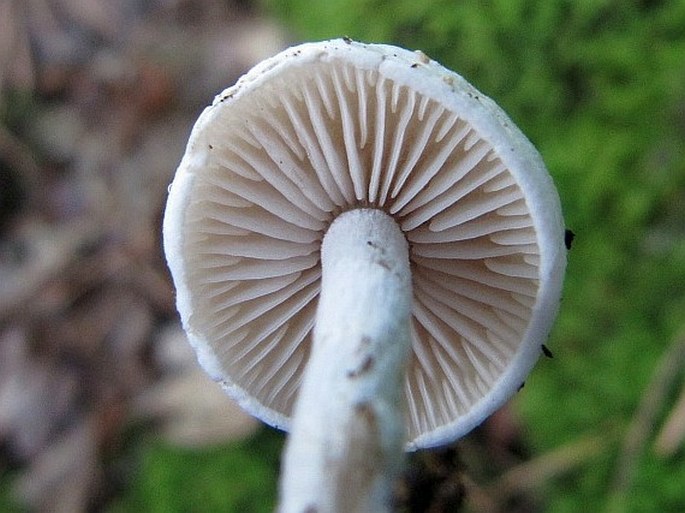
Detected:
left=163, top=39, right=566, bottom=450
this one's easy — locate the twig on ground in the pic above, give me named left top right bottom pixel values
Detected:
left=606, top=328, right=685, bottom=513
left=654, top=383, right=685, bottom=456
left=494, top=433, right=606, bottom=499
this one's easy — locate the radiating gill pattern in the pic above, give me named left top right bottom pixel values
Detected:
left=183, top=59, right=540, bottom=440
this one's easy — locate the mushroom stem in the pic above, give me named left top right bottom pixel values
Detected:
left=279, top=208, right=413, bottom=513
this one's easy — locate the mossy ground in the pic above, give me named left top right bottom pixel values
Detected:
left=3, top=2, right=682, bottom=512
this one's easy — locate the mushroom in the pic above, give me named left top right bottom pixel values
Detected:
left=163, top=39, right=566, bottom=513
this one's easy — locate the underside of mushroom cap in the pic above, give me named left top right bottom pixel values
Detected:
left=163, top=39, right=566, bottom=450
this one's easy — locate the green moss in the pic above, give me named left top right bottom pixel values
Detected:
left=0, top=473, right=25, bottom=513
left=107, top=428, right=283, bottom=513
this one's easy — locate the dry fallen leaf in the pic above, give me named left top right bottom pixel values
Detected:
left=14, top=418, right=100, bottom=513
left=132, top=324, right=259, bottom=448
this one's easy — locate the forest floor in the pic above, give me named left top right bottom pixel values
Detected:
left=0, top=2, right=624, bottom=512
